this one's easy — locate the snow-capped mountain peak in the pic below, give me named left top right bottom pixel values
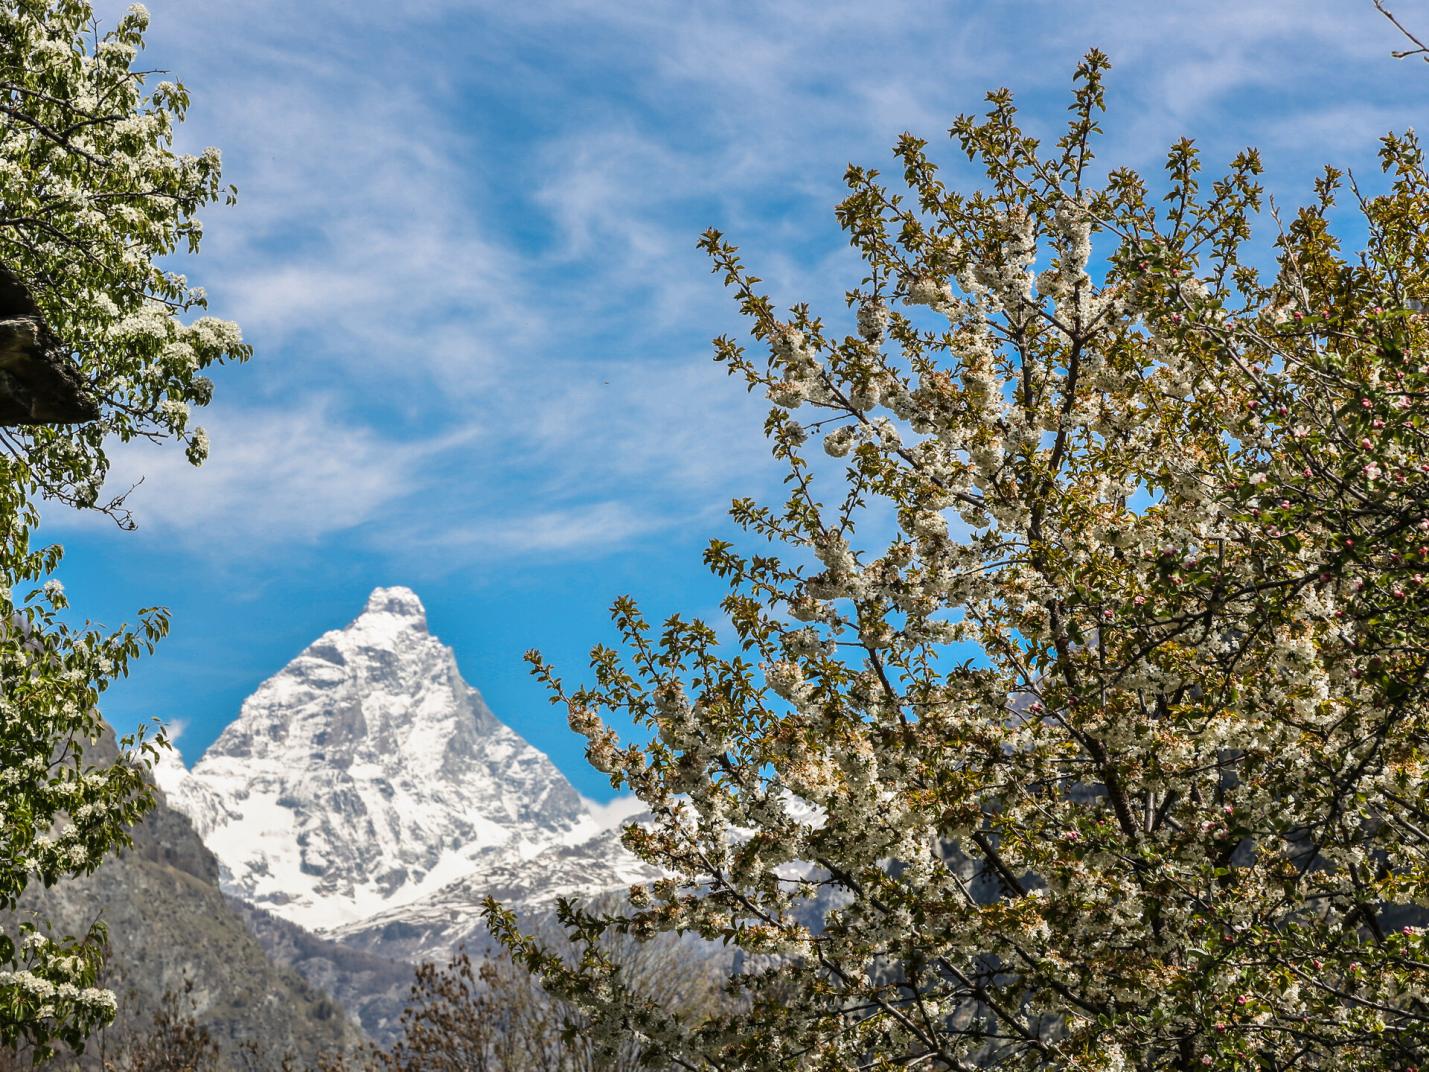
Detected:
left=161, top=586, right=606, bottom=934
left=341, top=585, right=431, bottom=647
left=362, top=584, right=427, bottom=619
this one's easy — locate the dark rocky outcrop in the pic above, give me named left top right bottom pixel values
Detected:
left=0, top=267, right=99, bottom=425
left=2, top=729, right=366, bottom=1068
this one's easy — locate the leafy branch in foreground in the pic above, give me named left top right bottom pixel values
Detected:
left=0, top=1, right=246, bottom=1059
left=491, top=52, right=1429, bottom=1070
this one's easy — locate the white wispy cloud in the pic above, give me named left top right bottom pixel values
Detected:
left=393, top=501, right=670, bottom=559
left=78, top=399, right=469, bottom=548
left=72, top=0, right=1427, bottom=567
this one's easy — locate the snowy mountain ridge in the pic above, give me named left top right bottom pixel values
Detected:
left=157, top=586, right=647, bottom=938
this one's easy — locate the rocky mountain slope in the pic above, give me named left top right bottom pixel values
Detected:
left=331, top=823, right=657, bottom=964
left=223, top=896, right=413, bottom=1045
left=4, top=729, right=366, bottom=1067
left=159, top=587, right=652, bottom=957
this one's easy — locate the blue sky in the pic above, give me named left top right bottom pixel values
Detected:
left=50, top=0, right=1429, bottom=800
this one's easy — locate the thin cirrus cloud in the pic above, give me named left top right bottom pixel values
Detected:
left=379, top=500, right=672, bottom=560
left=71, top=0, right=1428, bottom=571
left=78, top=401, right=458, bottom=548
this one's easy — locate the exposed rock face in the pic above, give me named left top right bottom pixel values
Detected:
left=222, top=897, right=413, bottom=1045
left=330, top=824, right=658, bottom=964
left=4, top=730, right=365, bottom=1067
left=0, top=266, right=99, bottom=425
left=160, top=587, right=646, bottom=947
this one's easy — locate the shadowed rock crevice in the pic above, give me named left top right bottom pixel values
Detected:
left=0, top=267, right=99, bottom=425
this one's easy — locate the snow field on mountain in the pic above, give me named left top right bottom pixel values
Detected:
left=158, top=586, right=643, bottom=942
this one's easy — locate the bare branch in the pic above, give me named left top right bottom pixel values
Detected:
left=1376, top=0, right=1429, bottom=61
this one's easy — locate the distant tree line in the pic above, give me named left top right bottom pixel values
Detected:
left=6, top=927, right=727, bottom=1072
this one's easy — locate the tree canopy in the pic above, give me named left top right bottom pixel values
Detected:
left=490, top=53, right=1429, bottom=1070
left=0, top=1, right=245, bottom=1058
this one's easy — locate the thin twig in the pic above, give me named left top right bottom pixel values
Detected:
left=1376, top=0, right=1429, bottom=61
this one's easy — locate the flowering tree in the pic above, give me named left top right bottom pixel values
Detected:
left=0, top=1, right=245, bottom=1059
left=489, top=53, right=1429, bottom=1070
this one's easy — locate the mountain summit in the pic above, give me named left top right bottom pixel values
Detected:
left=160, top=586, right=601, bottom=932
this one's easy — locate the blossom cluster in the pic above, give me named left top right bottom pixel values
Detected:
left=0, top=0, right=248, bottom=518
left=0, top=929, right=119, bottom=1058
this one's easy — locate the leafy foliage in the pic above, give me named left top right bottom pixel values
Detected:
left=0, top=0, right=245, bottom=1059
left=0, top=0, right=248, bottom=514
left=492, top=54, right=1429, bottom=1070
